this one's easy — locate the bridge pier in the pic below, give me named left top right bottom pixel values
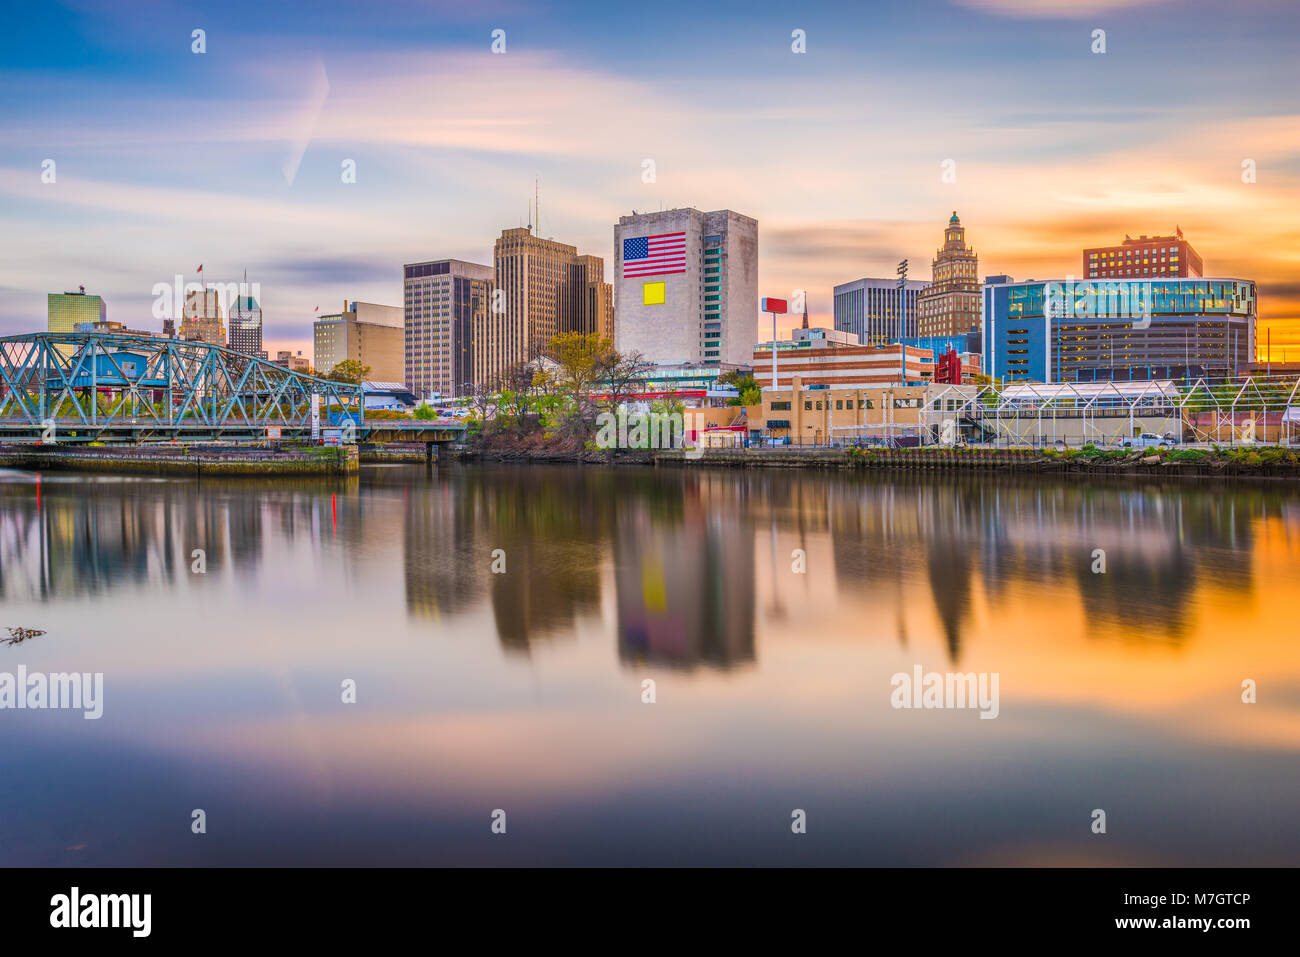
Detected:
left=425, top=442, right=434, bottom=467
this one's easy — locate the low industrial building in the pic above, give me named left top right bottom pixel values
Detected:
left=362, top=380, right=418, bottom=411
left=746, top=374, right=942, bottom=445
left=754, top=329, right=931, bottom=391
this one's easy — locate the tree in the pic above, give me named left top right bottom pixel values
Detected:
left=725, top=373, right=759, bottom=406
left=497, top=362, right=537, bottom=422
left=461, top=379, right=495, bottom=423
left=327, top=359, right=370, bottom=385
left=738, top=385, right=762, bottom=407
left=550, top=332, right=612, bottom=428
left=413, top=403, right=436, bottom=420
left=600, top=349, right=653, bottom=413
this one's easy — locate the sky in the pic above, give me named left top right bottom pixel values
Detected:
left=1, top=0, right=1298, bottom=358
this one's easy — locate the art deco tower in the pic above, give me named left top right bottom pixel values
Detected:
left=916, top=212, right=980, bottom=337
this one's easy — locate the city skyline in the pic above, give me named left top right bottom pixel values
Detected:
left=2, top=0, right=1298, bottom=359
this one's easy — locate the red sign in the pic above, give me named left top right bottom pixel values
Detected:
left=761, top=297, right=788, bottom=314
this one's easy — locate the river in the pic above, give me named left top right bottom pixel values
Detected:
left=0, top=463, right=1296, bottom=865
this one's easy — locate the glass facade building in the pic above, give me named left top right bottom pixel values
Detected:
left=983, top=277, right=1257, bottom=383
left=47, top=290, right=106, bottom=337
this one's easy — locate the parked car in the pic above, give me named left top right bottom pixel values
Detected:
left=1123, top=432, right=1176, bottom=449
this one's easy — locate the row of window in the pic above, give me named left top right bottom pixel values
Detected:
left=770, top=397, right=924, bottom=412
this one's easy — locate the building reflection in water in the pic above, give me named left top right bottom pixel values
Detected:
left=614, top=472, right=756, bottom=670
left=0, top=466, right=1289, bottom=670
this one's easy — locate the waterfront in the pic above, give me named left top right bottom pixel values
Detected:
left=0, top=464, right=1297, bottom=866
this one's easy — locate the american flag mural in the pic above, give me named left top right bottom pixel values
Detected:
left=622, top=232, right=688, bottom=277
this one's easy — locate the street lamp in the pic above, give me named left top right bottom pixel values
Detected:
left=896, top=259, right=909, bottom=341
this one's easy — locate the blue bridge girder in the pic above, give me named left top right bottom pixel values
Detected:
left=0, top=332, right=363, bottom=439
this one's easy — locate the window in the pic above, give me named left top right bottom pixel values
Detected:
left=804, top=401, right=812, bottom=411
left=815, top=401, right=823, bottom=410
left=859, top=399, right=873, bottom=409
left=771, top=401, right=791, bottom=410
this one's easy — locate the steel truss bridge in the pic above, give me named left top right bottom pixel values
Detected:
left=0, top=333, right=464, bottom=445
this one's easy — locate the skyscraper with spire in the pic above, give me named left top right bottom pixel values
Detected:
left=916, top=212, right=980, bottom=337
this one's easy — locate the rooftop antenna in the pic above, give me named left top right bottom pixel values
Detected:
left=535, top=177, right=540, bottom=237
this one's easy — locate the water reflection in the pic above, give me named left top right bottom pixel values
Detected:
left=0, top=464, right=1296, bottom=865
left=0, top=467, right=1289, bottom=664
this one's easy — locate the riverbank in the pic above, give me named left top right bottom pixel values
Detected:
left=0, top=443, right=359, bottom=477
left=452, top=444, right=1300, bottom=479
left=653, top=445, right=1300, bottom=479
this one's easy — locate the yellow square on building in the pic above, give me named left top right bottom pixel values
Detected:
left=642, top=281, right=665, bottom=305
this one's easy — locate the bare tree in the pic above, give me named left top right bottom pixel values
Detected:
left=497, top=362, right=536, bottom=421
left=460, top=379, right=495, bottom=424
left=600, top=348, right=653, bottom=414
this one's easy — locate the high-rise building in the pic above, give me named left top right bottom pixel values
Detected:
left=48, top=287, right=106, bottom=337
left=180, top=288, right=226, bottom=346
left=571, top=254, right=614, bottom=342
left=833, top=278, right=930, bottom=345
left=614, top=208, right=758, bottom=367
left=228, top=292, right=266, bottom=358
left=1083, top=228, right=1204, bottom=279
left=312, top=300, right=403, bottom=380
left=916, top=212, right=980, bottom=338
left=477, top=227, right=612, bottom=388
left=982, top=276, right=1256, bottom=382
left=403, top=259, right=493, bottom=399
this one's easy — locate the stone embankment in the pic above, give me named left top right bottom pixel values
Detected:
left=0, top=443, right=359, bottom=477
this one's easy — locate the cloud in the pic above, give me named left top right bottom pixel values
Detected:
left=281, top=59, right=330, bottom=186
left=952, top=0, right=1171, bottom=18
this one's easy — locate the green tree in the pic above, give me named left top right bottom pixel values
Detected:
left=413, top=403, right=436, bottom=420
left=327, top=359, right=370, bottom=385
left=726, top=373, right=759, bottom=406
left=550, top=332, right=612, bottom=426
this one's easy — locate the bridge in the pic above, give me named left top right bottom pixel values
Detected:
left=0, top=332, right=466, bottom=447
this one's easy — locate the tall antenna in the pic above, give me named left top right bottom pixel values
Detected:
left=535, top=178, right=540, bottom=237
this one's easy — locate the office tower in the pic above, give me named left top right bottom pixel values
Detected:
left=312, top=300, right=404, bottom=380
left=162, top=318, right=177, bottom=338
left=833, top=278, right=931, bottom=345
left=478, top=227, right=613, bottom=388
left=1083, top=228, right=1204, bottom=279
left=403, top=259, right=493, bottom=399
left=228, top=290, right=265, bottom=358
left=48, top=286, right=106, bottom=337
left=180, top=288, right=226, bottom=346
left=916, top=212, right=980, bottom=337
left=571, top=254, right=614, bottom=342
left=614, top=207, right=758, bottom=366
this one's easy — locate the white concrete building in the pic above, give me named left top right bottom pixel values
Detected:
left=614, top=208, right=757, bottom=367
